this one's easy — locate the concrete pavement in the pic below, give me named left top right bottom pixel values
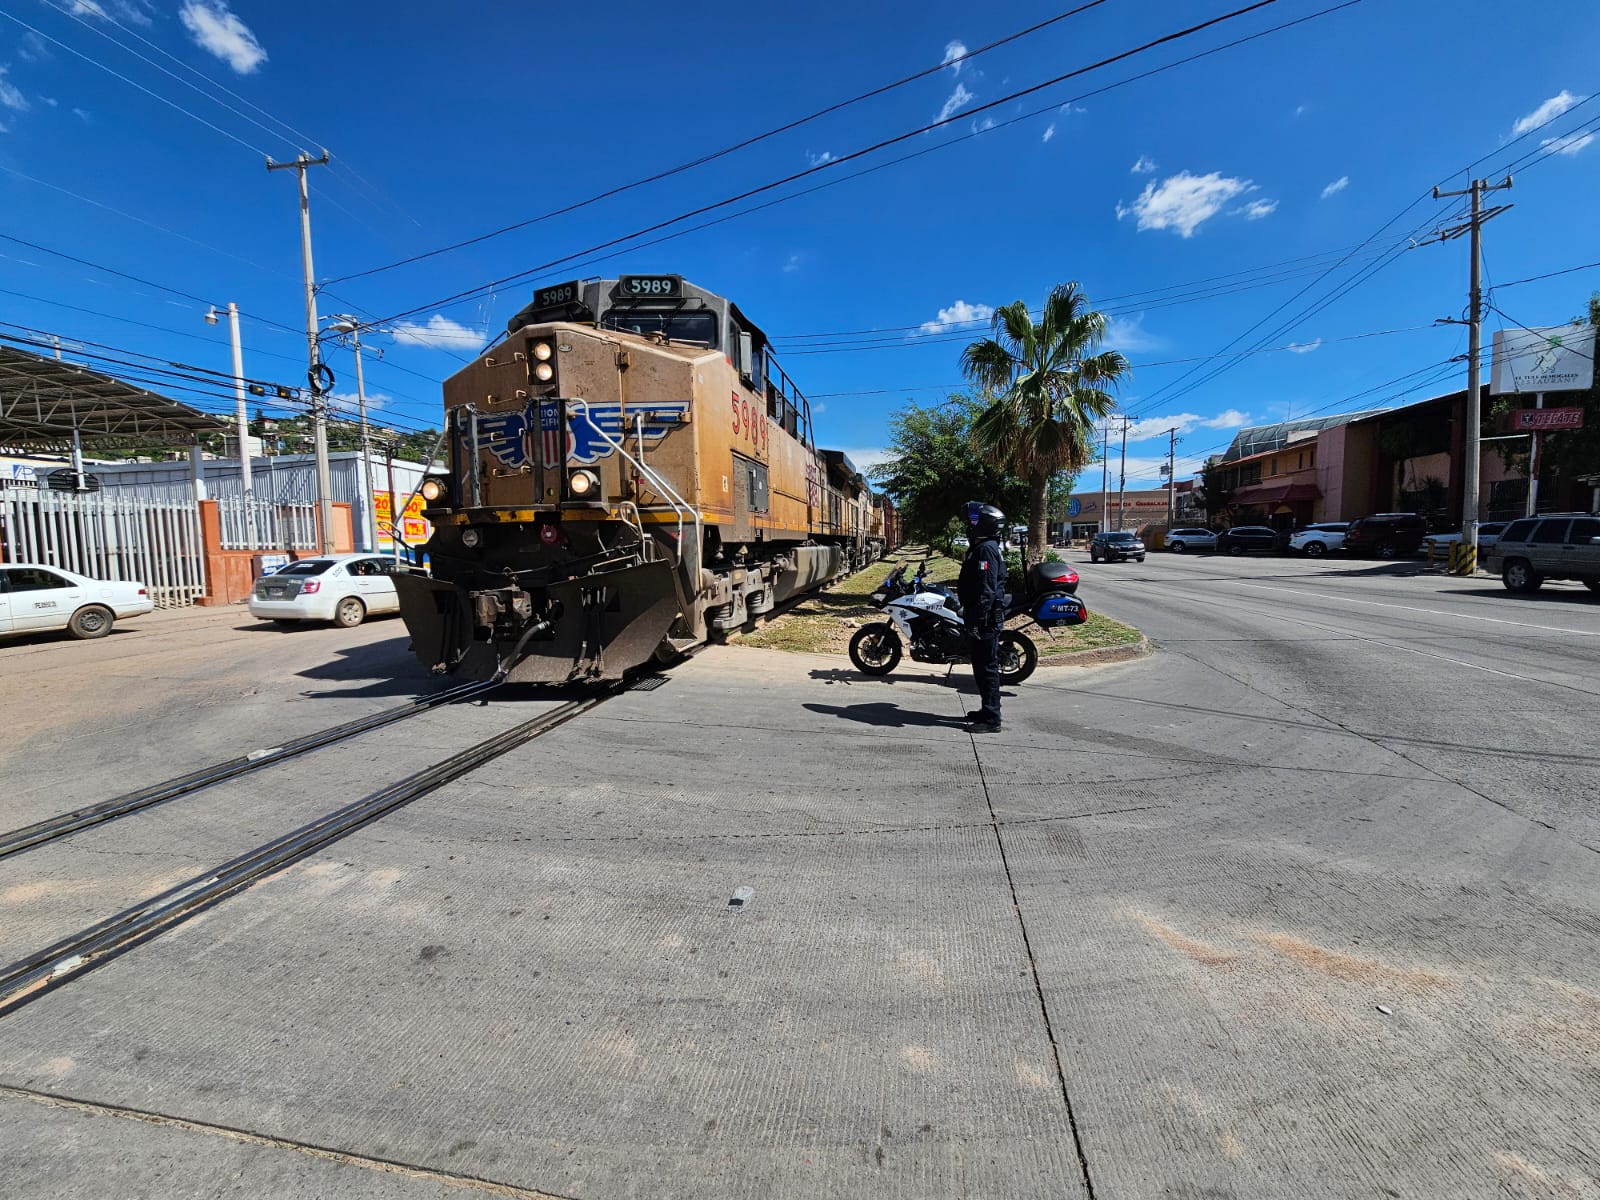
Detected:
left=0, top=559, right=1596, bottom=1198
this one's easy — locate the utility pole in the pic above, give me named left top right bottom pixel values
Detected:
left=1165, top=427, right=1179, bottom=528
left=206, top=303, right=255, bottom=544
left=1117, top=417, right=1130, bottom=532
left=326, top=316, right=380, bottom=552
left=1428, top=175, right=1512, bottom=574
left=1099, top=424, right=1110, bottom=537
left=267, top=150, right=335, bottom=554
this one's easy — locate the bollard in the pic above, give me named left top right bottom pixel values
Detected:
left=1448, top=543, right=1477, bottom=576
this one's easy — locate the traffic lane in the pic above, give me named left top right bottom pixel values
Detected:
left=1079, top=561, right=1600, bottom=852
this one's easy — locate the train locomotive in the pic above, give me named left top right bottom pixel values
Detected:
left=395, top=274, right=887, bottom=684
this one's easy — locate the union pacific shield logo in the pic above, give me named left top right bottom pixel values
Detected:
left=568, top=403, right=689, bottom=466
left=475, top=410, right=534, bottom=469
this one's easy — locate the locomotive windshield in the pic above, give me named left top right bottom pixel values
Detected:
left=600, top=308, right=718, bottom=348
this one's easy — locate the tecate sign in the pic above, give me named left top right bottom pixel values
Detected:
left=1512, top=407, right=1585, bottom=432
left=1490, top=322, right=1597, bottom=395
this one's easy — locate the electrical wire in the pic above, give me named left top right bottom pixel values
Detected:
left=367, top=0, right=1311, bottom=328
left=322, top=0, right=1117, bottom=286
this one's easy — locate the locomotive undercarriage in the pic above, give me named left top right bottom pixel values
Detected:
left=395, top=514, right=853, bottom=684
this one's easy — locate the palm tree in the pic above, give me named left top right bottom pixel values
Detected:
left=961, top=283, right=1129, bottom=564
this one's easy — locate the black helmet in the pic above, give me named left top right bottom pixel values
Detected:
left=965, top=501, right=1005, bottom=540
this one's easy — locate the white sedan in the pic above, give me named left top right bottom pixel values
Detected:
left=1421, top=523, right=1507, bottom=555
left=248, top=554, right=409, bottom=628
left=0, top=563, right=153, bottom=640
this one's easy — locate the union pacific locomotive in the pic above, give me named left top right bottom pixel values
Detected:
left=395, top=274, right=887, bottom=683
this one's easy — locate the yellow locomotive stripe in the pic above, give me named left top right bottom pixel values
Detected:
left=449, top=508, right=716, bottom=525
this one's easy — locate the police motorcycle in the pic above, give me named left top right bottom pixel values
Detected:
left=851, top=560, right=1088, bottom=684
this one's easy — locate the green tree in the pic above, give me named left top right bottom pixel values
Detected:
left=872, top=394, right=1027, bottom=543
left=961, top=283, right=1129, bottom=564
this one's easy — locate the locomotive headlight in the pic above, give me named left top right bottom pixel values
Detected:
left=419, top=476, right=449, bottom=503
left=531, top=340, right=554, bottom=361
left=568, top=469, right=599, bottom=497
left=460, top=527, right=482, bottom=548
left=533, top=362, right=555, bottom=382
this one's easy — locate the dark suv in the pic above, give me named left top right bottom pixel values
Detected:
left=1344, top=513, right=1428, bottom=557
left=1089, top=531, right=1145, bottom=563
left=1488, top=514, right=1600, bottom=594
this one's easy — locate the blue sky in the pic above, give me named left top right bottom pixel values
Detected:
left=2, top=0, right=1597, bottom=486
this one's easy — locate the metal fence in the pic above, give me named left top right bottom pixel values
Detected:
left=0, top=485, right=205, bottom=608
left=216, top=494, right=319, bottom=551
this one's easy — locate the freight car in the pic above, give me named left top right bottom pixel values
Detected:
left=395, top=274, right=882, bottom=684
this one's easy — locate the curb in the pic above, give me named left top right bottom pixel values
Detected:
left=1035, top=635, right=1151, bottom=668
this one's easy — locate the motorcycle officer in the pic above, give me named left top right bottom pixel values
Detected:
left=957, top=501, right=1007, bottom=732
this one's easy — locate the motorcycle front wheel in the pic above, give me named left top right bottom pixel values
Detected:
left=998, top=631, right=1039, bottom=684
left=849, top=623, right=903, bottom=675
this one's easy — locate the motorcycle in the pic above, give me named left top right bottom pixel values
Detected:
left=851, top=561, right=1088, bottom=684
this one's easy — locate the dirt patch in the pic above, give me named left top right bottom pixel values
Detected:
left=1123, top=909, right=1241, bottom=968
left=1251, top=932, right=1450, bottom=991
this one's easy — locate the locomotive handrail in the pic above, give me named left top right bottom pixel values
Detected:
left=568, top=398, right=699, bottom=567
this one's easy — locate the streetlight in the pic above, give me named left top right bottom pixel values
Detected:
left=324, top=315, right=380, bottom=553
left=205, top=302, right=256, bottom=543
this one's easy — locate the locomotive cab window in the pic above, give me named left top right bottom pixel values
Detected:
left=600, top=308, right=718, bottom=348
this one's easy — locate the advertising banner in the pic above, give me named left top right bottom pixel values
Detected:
left=1511, top=407, right=1585, bottom=432
left=1490, top=323, right=1596, bottom=395
left=374, top=491, right=431, bottom=549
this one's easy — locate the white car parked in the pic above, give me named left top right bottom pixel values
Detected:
left=1421, top=522, right=1507, bottom=556
left=1288, top=523, right=1350, bottom=557
left=248, top=554, right=410, bottom=628
left=0, top=563, right=153, bottom=640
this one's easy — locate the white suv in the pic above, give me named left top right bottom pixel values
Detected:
left=1288, top=523, right=1349, bottom=557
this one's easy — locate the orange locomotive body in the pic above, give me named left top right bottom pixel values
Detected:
left=396, top=275, right=883, bottom=683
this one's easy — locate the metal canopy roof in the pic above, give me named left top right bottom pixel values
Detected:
left=0, top=344, right=228, bottom=452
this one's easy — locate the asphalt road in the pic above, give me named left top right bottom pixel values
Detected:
left=0, top=568, right=1597, bottom=1199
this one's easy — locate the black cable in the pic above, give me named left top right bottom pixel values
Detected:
left=369, top=0, right=1304, bottom=328
left=322, top=1, right=1116, bottom=287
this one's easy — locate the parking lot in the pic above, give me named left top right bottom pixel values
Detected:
left=1, top=558, right=1598, bottom=1199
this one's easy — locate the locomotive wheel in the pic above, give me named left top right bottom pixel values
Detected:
left=848, top=623, right=902, bottom=675
left=998, top=632, right=1038, bottom=685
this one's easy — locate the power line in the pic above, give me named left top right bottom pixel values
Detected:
left=368, top=0, right=1314, bottom=328
left=1492, top=260, right=1600, bottom=291
left=323, top=0, right=1116, bottom=287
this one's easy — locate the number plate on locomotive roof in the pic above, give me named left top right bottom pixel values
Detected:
left=616, top=274, right=682, bottom=299
left=533, top=280, right=580, bottom=308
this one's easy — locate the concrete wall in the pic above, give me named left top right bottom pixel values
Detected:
left=196, top=500, right=354, bottom=606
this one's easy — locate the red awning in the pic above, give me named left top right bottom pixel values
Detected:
left=1232, top=481, right=1322, bottom=506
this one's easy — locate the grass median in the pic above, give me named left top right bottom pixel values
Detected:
left=735, top=547, right=1143, bottom=660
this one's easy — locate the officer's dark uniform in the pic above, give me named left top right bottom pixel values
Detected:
left=957, top=520, right=1006, bottom=729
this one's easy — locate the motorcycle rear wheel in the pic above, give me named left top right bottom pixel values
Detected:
left=998, top=631, right=1038, bottom=684
left=849, top=623, right=903, bottom=675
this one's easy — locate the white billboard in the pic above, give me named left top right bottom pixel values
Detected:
left=1490, top=322, right=1596, bottom=395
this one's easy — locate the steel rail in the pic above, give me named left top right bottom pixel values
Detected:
left=0, top=679, right=498, bottom=862
left=0, top=694, right=604, bottom=1019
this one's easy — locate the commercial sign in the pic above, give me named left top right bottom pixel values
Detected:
left=374, top=491, right=431, bottom=549
left=1490, top=322, right=1597, bottom=395
left=1511, top=407, right=1585, bottom=432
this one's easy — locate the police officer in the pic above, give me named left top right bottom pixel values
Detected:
left=957, top=501, right=1007, bottom=732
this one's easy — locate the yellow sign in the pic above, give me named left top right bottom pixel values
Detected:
left=375, top=491, right=430, bottom=548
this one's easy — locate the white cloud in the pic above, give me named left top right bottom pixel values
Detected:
left=1541, top=131, right=1594, bottom=157
left=179, top=1, right=267, bottom=74
left=1122, top=409, right=1252, bottom=443
left=42, top=96, right=58, bottom=107
left=839, top=447, right=890, bottom=473
left=1239, top=198, right=1278, bottom=220
left=18, top=32, right=50, bottom=62
left=1117, top=171, right=1254, bottom=237
left=67, top=0, right=109, bottom=17
left=1130, top=155, right=1157, bottom=174
left=1320, top=175, right=1349, bottom=199
left=1287, top=339, right=1322, bottom=354
left=390, top=314, right=485, bottom=350
left=971, top=116, right=994, bottom=134
left=1294, top=105, right=1306, bottom=118
left=1117, top=453, right=1211, bottom=486
left=1513, top=90, right=1585, bottom=136
left=72, top=0, right=155, bottom=23
left=942, top=40, right=968, bottom=75
left=329, top=390, right=390, bottom=412
left=783, top=254, right=801, bottom=273
left=0, top=67, right=30, bottom=114
left=807, top=150, right=834, bottom=167
left=937, top=82, right=973, bottom=124
left=73, top=107, right=90, bottom=121
left=810, top=402, right=826, bottom=415
left=1041, top=122, right=1056, bottom=143
left=1104, top=314, right=1161, bottom=354
left=918, top=300, right=992, bottom=335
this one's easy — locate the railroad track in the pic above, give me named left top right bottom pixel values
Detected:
left=0, top=678, right=498, bottom=862
left=0, top=693, right=605, bottom=1018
